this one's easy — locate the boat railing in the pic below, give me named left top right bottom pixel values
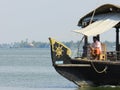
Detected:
left=107, top=51, right=120, bottom=61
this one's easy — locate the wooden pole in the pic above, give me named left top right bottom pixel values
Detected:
left=97, top=35, right=100, bottom=41
left=82, top=35, right=88, bottom=57
left=116, top=27, right=119, bottom=60
left=116, top=28, right=119, bottom=51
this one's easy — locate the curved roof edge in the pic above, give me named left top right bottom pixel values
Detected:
left=78, top=4, right=120, bottom=27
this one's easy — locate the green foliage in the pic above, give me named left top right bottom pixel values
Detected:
left=0, top=39, right=116, bottom=49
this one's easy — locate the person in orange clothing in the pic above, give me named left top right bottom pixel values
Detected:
left=90, top=36, right=102, bottom=60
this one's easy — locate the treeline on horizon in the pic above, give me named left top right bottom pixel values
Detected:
left=0, top=39, right=116, bottom=49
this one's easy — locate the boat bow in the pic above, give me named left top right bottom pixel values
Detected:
left=49, top=37, right=72, bottom=65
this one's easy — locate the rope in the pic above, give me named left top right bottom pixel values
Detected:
left=90, top=61, right=108, bottom=73
left=89, top=0, right=100, bottom=25
left=89, top=9, right=96, bottom=25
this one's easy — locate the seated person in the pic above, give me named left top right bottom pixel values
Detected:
left=89, top=36, right=101, bottom=60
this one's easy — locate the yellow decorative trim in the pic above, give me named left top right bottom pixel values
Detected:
left=49, top=38, right=71, bottom=57
left=54, top=44, right=63, bottom=58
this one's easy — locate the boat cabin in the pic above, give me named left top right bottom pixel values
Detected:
left=73, top=4, right=120, bottom=61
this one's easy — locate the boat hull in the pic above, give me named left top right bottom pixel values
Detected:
left=49, top=37, right=120, bottom=87
left=54, top=59, right=120, bottom=87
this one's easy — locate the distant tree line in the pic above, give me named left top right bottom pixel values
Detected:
left=0, top=39, right=116, bottom=49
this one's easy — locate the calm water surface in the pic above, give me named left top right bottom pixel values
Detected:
left=0, top=48, right=119, bottom=90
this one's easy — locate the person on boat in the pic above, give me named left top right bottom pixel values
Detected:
left=90, top=36, right=102, bottom=60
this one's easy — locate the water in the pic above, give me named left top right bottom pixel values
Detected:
left=0, top=48, right=119, bottom=90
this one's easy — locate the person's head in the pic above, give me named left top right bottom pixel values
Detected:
left=93, top=36, right=98, bottom=42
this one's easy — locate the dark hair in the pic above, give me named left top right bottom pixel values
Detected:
left=93, top=36, right=97, bottom=39
left=93, top=36, right=99, bottom=41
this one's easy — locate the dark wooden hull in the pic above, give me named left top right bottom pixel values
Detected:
left=54, top=59, right=120, bottom=87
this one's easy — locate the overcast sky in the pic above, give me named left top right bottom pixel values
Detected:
left=0, top=0, right=120, bottom=43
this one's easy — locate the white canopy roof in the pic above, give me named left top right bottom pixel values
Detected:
left=73, top=13, right=120, bottom=37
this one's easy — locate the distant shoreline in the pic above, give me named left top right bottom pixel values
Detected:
left=0, top=41, right=115, bottom=49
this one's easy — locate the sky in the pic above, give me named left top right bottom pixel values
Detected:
left=0, top=0, right=120, bottom=43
